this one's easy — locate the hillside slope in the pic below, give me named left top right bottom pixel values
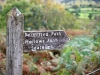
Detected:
left=58, top=0, right=100, bottom=4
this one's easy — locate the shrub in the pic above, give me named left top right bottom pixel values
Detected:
left=60, top=34, right=100, bottom=75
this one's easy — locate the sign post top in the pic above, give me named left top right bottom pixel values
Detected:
left=7, top=7, right=22, bottom=16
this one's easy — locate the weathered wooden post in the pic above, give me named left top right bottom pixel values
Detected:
left=6, top=7, right=24, bottom=75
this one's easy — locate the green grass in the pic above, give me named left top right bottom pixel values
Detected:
left=79, top=8, right=100, bottom=19
left=68, top=7, right=100, bottom=11
left=80, top=9, right=100, bottom=14
left=80, top=8, right=92, bottom=11
left=79, top=13, right=89, bottom=19
left=68, top=8, right=75, bottom=11
left=68, top=8, right=100, bottom=19
left=81, top=7, right=100, bottom=11
left=94, top=8, right=100, bottom=11
left=79, top=12, right=100, bottom=19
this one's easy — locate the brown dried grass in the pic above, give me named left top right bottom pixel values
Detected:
left=66, top=29, right=90, bottom=36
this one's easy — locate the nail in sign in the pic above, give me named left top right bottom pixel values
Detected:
left=23, top=30, right=69, bottom=52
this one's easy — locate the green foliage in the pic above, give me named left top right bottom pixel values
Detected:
left=88, top=13, right=93, bottom=19
left=93, top=23, right=100, bottom=43
left=0, top=0, right=30, bottom=29
left=57, top=69, right=71, bottom=75
left=68, top=7, right=100, bottom=19
left=60, top=33, right=100, bottom=75
left=0, top=6, right=2, bottom=11
left=25, top=5, right=43, bottom=30
left=72, top=5, right=79, bottom=9
left=2, top=0, right=30, bottom=16
left=25, top=3, right=76, bottom=30
left=0, top=0, right=76, bottom=30
left=0, top=15, right=5, bottom=29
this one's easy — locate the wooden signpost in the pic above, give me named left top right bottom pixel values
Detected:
left=6, top=7, right=69, bottom=75
left=6, top=7, right=24, bottom=75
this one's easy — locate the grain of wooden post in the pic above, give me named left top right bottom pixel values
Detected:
left=6, top=7, right=24, bottom=75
